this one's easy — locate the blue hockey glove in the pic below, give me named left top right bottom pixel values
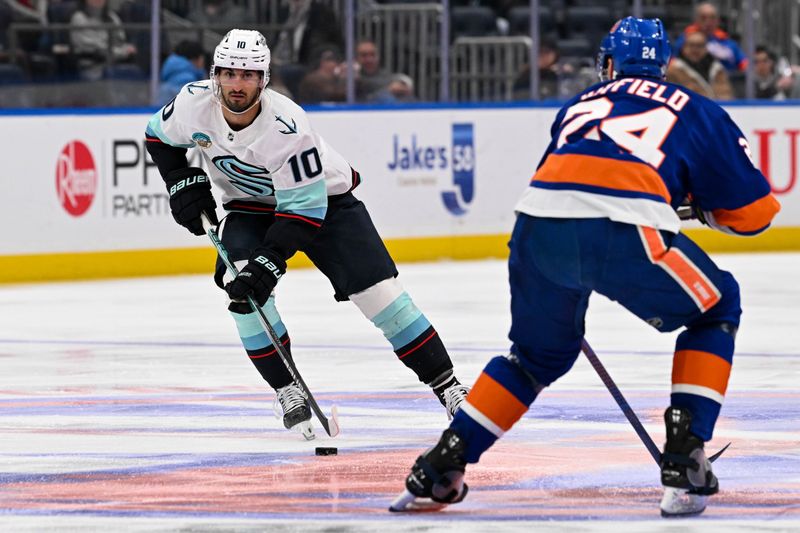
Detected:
left=165, top=167, right=218, bottom=236
left=225, top=249, right=286, bottom=307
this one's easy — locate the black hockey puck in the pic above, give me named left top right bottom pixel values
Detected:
left=315, top=447, right=338, bottom=456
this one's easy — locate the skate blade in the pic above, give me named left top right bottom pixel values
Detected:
left=660, top=487, right=708, bottom=518
left=294, top=420, right=316, bottom=441
left=388, top=489, right=447, bottom=513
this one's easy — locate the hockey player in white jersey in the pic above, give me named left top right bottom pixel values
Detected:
left=145, top=29, right=469, bottom=439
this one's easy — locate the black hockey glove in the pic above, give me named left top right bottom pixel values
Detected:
left=164, top=167, right=219, bottom=236
left=225, top=249, right=287, bottom=307
left=676, top=198, right=709, bottom=226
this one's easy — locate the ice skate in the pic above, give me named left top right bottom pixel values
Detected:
left=659, top=406, right=718, bottom=517
left=274, top=383, right=315, bottom=441
left=432, top=375, right=470, bottom=419
left=390, top=428, right=469, bottom=512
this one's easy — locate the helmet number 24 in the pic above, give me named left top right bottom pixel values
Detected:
left=642, top=46, right=657, bottom=59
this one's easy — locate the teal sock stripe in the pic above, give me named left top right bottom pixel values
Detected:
left=371, top=292, right=431, bottom=350
left=231, top=298, right=288, bottom=350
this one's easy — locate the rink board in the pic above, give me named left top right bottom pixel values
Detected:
left=1, top=102, right=799, bottom=283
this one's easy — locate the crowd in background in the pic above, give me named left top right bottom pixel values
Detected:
left=1, top=0, right=800, bottom=107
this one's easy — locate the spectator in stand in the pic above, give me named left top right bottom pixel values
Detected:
left=753, top=45, right=800, bottom=100
left=667, top=30, right=733, bottom=100
left=70, top=0, right=137, bottom=81
left=158, top=40, right=206, bottom=106
left=272, top=0, right=344, bottom=67
left=512, top=39, right=586, bottom=100
left=187, top=0, right=247, bottom=28
left=674, top=1, right=746, bottom=72
left=369, top=73, right=416, bottom=104
left=354, top=40, right=393, bottom=102
left=296, top=45, right=346, bottom=104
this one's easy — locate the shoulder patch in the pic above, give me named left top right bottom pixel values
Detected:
left=187, top=82, right=210, bottom=95
left=275, top=114, right=298, bottom=135
left=191, top=132, right=212, bottom=148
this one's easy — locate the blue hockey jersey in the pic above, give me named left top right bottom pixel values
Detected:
left=516, top=77, right=780, bottom=235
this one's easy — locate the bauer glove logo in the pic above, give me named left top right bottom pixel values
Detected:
left=254, top=255, right=283, bottom=279
left=168, top=175, right=209, bottom=197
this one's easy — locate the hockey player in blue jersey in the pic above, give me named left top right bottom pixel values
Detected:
left=392, top=17, right=780, bottom=517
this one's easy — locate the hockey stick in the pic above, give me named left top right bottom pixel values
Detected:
left=581, top=339, right=729, bottom=464
left=581, top=339, right=662, bottom=464
left=201, top=212, right=340, bottom=438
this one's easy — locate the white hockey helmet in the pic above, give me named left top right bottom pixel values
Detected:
left=211, top=29, right=271, bottom=91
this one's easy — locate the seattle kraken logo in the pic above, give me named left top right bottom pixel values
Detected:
left=441, top=123, right=475, bottom=216
left=212, top=156, right=273, bottom=196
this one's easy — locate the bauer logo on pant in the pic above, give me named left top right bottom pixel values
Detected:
left=55, top=140, right=97, bottom=217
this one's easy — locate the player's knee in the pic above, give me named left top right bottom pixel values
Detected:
left=501, top=353, right=546, bottom=394
left=705, top=270, right=741, bottom=327
left=349, top=278, right=414, bottom=327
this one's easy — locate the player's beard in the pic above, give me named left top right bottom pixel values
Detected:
left=221, top=89, right=259, bottom=113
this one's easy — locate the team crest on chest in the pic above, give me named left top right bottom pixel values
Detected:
left=212, top=155, right=274, bottom=196
left=191, top=132, right=212, bottom=148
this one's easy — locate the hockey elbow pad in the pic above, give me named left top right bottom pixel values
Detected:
left=164, top=167, right=219, bottom=236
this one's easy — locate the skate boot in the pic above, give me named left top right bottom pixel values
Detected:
left=431, top=373, right=470, bottom=419
left=389, top=428, right=469, bottom=512
left=659, top=406, right=719, bottom=517
left=274, top=383, right=315, bottom=441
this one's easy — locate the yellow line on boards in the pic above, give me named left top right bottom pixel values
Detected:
left=0, top=228, right=797, bottom=284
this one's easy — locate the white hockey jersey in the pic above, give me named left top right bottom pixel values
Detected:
left=146, top=81, right=359, bottom=222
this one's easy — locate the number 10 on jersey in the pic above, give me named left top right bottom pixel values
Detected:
left=289, top=147, right=323, bottom=182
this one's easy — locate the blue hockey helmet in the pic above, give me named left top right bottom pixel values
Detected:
left=597, top=17, right=671, bottom=81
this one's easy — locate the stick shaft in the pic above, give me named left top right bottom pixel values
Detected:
left=201, top=214, right=339, bottom=437
left=581, top=339, right=661, bottom=464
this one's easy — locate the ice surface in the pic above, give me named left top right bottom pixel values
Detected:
left=0, top=255, right=798, bottom=532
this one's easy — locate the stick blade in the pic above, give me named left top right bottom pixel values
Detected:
left=319, top=404, right=340, bottom=438
left=709, top=442, right=731, bottom=463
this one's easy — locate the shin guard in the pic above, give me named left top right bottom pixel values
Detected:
left=350, top=278, right=453, bottom=383
left=229, top=297, right=293, bottom=390
left=451, top=355, right=541, bottom=463
left=670, top=323, right=736, bottom=441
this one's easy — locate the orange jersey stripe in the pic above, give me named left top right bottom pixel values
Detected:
left=711, top=193, right=781, bottom=234
left=466, top=372, right=528, bottom=432
left=672, top=349, right=732, bottom=396
left=639, top=227, right=721, bottom=311
left=533, top=153, right=672, bottom=202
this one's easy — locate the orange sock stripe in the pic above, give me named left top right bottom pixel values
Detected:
left=672, top=349, right=732, bottom=396
left=465, top=372, right=528, bottom=432
left=639, top=227, right=721, bottom=311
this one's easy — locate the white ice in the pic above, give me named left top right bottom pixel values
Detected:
left=0, top=254, right=798, bottom=532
